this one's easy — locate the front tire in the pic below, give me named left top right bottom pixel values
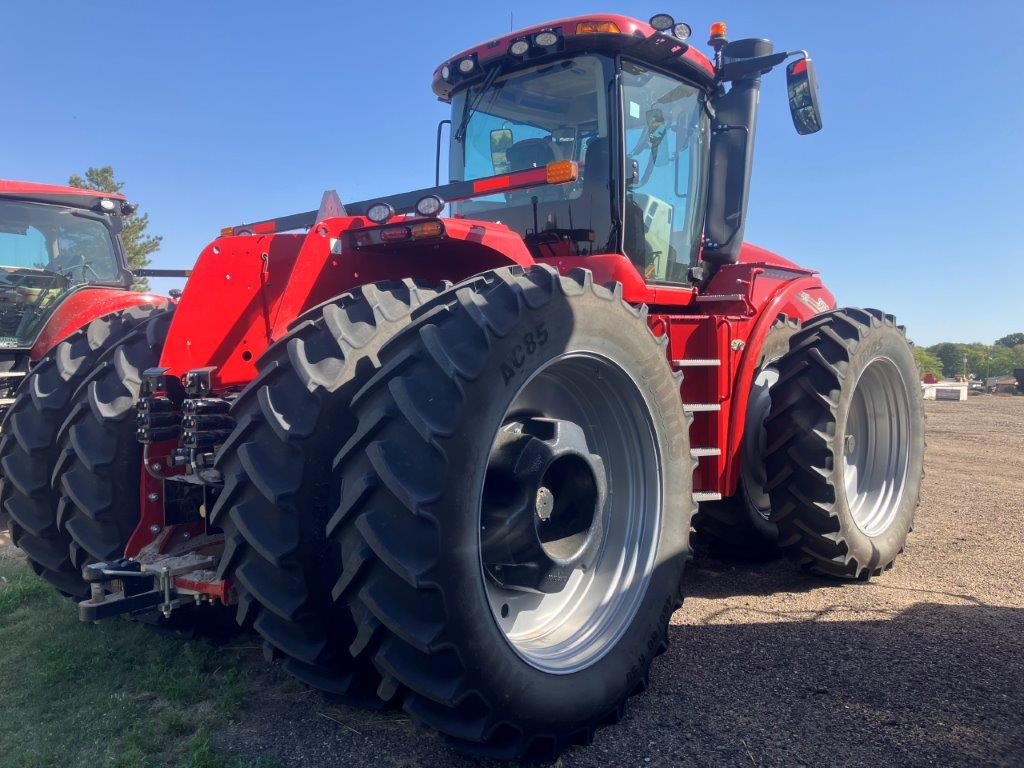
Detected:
left=764, top=308, right=925, bottom=578
left=330, top=266, right=694, bottom=760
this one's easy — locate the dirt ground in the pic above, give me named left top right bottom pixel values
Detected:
left=3, top=397, right=1022, bottom=767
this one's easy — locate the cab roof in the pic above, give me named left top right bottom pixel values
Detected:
left=0, top=179, right=127, bottom=209
left=433, top=13, right=715, bottom=99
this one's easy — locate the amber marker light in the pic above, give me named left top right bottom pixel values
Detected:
left=546, top=160, right=579, bottom=185
left=576, top=21, right=620, bottom=34
left=411, top=220, right=445, bottom=239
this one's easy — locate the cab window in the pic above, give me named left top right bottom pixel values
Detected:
left=621, top=61, right=708, bottom=283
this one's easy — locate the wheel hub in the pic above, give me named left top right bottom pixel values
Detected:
left=842, top=356, right=912, bottom=537
left=481, top=417, right=607, bottom=594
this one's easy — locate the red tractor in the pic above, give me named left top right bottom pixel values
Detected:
left=0, top=180, right=181, bottom=544
left=6, top=13, right=925, bottom=761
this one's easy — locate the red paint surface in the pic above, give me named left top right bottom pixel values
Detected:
left=29, top=288, right=167, bottom=359
left=0, top=178, right=126, bottom=203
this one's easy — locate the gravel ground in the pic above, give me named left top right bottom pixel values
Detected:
left=3, top=397, right=1022, bottom=767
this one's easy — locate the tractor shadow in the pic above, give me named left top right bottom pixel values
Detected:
left=644, top=600, right=1024, bottom=768
left=218, top=550, right=1024, bottom=768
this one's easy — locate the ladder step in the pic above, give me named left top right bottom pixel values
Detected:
left=671, top=359, right=721, bottom=367
left=0, top=398, right=15, bottom=406
left=696, top=293, right=746, bottom=303
left=683, top=403, right=721, bottom=412
left=0, top=372, right=26, bottom=379
left=693, top=491, right=722, bottom=502
left=690, top=447, right=722, bottom=458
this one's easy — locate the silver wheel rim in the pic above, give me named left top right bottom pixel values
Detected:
left=478, top=353, right=662, bottom=674
left=740, top=364, right=779, bottom=520
left=842, top=356, right=912, bottom=537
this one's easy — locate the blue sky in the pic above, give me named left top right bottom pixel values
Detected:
left=2, top=1, right=1021, bottom=345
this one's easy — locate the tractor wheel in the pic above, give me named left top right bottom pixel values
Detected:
left=692, top=316, right=799, bottom=560
left=330, top=266, right=694, bottom=760
left=0, top=304, right=166, bottom=598
left=764, top=308, right=925, bottom=578
left=54, top=306, right=174, bottom=573
left=209, top=279, right=445, bottom=703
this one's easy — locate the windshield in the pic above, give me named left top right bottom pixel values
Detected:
left=0, top=199, right=122, bottom=348
left=449, top=55, right=616, bottom=257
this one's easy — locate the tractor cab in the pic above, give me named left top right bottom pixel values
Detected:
left=0, top=181, right=135, bottom=351
left=436, top=13, right=822, bottom=283
left=0, top=180, right=142, bottom=416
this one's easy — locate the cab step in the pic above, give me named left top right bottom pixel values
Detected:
left=693, top=491, right=722, bottom=502
left=690, top=447, right=722, bottom=458
left=671, top=358, right=721, bottom=367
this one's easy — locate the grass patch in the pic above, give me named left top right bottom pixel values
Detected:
left=0, top=560, right=258, bottom=768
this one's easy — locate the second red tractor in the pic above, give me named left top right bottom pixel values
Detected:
left=3, top=12, right=925, bottom=761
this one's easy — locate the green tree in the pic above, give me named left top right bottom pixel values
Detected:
left=995, top=332, right=1024, bottom=348
left=927, top=342, right=967, bottom=379
left=912, top=346, right=943, bottom=379
left=68, top=166, right=160, bottom=291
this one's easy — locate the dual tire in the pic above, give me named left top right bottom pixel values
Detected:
left=213, top=266, right=694, bottom=759
left=693, top=309, right=924, bottom=579
left=0, top=304, right=170, bottom=598
left=764, top=308, right=925, bottom=578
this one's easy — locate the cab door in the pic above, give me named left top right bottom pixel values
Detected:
left=620, top=60, right=709, bottom=285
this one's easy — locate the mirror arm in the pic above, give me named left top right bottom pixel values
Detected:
left=716, top=51, right=790, bottom=82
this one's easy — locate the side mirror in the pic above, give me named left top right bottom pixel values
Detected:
left=489, top=128, right=513, bottom=174
left=786, top=57, right=822, bottom=135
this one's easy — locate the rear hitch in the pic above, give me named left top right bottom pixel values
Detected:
left=78, top=552, right=223, bottom=622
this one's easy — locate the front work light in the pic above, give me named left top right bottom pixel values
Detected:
left=99, top=199, right=116, bottom=211
left=673, top=22, right=692, bottom=40
left=366, top=202, right=395, bottom=224
left=458, top=57, right=476, bottom=74
left=441, top=64, right=451, bottom=80
left=534, top=31, right=558, bottom=47
left=649, top=13, right=675, bottom=31
left=415, top=194, right=444, bottom=217
left=509, top=39, right=530, bottom=56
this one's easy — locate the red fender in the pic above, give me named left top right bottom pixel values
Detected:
left=30, top=287, right=168, bottom=360
left=721, top=273, right=835, bottom=495
left=158, top=216, right=538, bottom=389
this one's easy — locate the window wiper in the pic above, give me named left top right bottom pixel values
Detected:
left=454, top=65, right=502, bottom=143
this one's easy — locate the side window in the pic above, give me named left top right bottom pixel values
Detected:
left=621, top=61, right=708, bottom=283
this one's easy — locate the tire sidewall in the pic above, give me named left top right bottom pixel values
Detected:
left=740, top=319, right=799, bottom=540
left=423, top=284, right=691, bottom=726
left=830, top=324, right=924, bottom=567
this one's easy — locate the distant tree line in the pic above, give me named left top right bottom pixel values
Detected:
left=913, top=333, right=1024, bottom=380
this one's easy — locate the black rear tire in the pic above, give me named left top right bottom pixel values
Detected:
left=209, top=279, right=445, bottom=703
left=764, top=308, right=925, bottom=578
left=330, top=266, right=694, bottom=760
left=0, top=304, right=166, bottom=597
left=692, top=316, right=798, bottom=561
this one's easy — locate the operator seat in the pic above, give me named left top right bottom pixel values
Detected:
left=576, top=137, right=617, bottom=253
left=506, top=138, right=555, bottom=171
